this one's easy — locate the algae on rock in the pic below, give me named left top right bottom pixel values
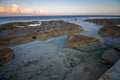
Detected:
left=66, top=35, right=100, bottom=48
left=0, top=47, right=14, bottom=67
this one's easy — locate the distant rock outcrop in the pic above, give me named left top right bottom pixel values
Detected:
left=85, top=19, right=120, bottom=38
left=0, top=21, right=39, bottom=30
left=0, top=47, right=14, bottom=67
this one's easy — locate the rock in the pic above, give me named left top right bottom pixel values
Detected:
left=101, top=49, right=119, bottom=64
left=64, top=52, right=80, bottom=68
left=85, top=19, right=120, bottom=38
left=66, top=35, right=100, bottom=48
left=0, top=20, right=83, bottom=46
left=0, top=47, right=14, bottom=67
left=78, top=43, right=108, bottom=52
left=65, top=63, right=101, bottom=80
left=115, top=46, right=120, bottom=51
left=0, top=21, right=39, bottom=30
left=65, top=64, right=91, bottom=80
left=98, top=59, right=120, bottom=80
left=61, top=48, right=84, bottom=68
left=0, top=35, right=35, bottom=46
left=99, top=25, right=120, bottom=38
left=37, top=20, right=83, bottom=40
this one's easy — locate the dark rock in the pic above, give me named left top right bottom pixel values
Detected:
left=98, top=59, right=120, bottom=80
left=78, top=43, right=108, bottom=52
left=115, top=46, right=120, bottom=51
left=0, top=47, right=14, bottom=67
left=101, top=49, right=119, bottom=64
left=32, top=36, right=37, bottom=39
left=85, top=19, right=120, bottom=38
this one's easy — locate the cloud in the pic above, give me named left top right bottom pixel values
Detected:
left=0, top=4, right=47, bottom=16
left=0, top=5, right=5, bottom=12
left=20, top=8, right=33, bottom=14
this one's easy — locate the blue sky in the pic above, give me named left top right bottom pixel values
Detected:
left=0, top=0, right=120, bottom=16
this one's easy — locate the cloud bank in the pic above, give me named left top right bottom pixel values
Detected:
left=0, top=4, right=47, bottom=16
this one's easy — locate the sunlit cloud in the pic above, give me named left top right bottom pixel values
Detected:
left=0, top=5, right=5, bottom=12
left=0, top=4, right=47, bottom=16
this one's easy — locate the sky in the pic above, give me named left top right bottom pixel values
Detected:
left=0, top=0, right=120, bottom=16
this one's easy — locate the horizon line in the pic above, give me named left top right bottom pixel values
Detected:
left=0, top=14, right=120, bottom=17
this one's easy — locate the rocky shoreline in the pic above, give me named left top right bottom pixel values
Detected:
left=85, top=18, right=120, bottom=38
left=0, top=20, right=83, bottom=46
left=0, top=20, right=84, bottom=67
left=0, top=19, right=120, bottom=80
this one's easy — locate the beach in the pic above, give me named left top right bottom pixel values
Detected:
left=0, top=16, right=120, bottom=80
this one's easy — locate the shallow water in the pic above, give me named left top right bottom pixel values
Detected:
left=0, top=16, right=120, bottom=80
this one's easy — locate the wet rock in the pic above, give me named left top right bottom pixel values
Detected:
left=62, top=48, right=83, bottom=68
left=98, top=59, right=120, bottom=80
left=85, top=19, right=120, bottom=38
left=0, top=20, right=83, bottom=46
left=65, top=63, right=101, bottom=80
left=64, top=54, right=80, bottom=68
left=74, top=19, right=77, bottom=21
left=101, top=49, right=119, bottom=64
left=66, top=35, right=100, bottom=48
left=0, top=21, right=39, bottom=30
left=115, top=46, right=120, bottom=51
left=32, top=36, right=37, bottom=39
left=99, top=25, right=120, bottom=38
left=65, top=64, right=91, bottom=80
left=0, top=35, right=35, bottom=46
left=38, top=20, right=83, bottom=40
left=78, top=43, right=108, bottom=52
left=0, top=47, right=14, bottom=67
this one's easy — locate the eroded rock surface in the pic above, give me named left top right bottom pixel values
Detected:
left=85, top=19, right=120, bottom=38
left=98, top=59, right=120, bottom=80
left=66, top=35, right=100, bottom=48
left=101, top=49, right=120, bottom=64
left=0, top=47, right=14, bottom=67
left=0, top=21, right=39, bottom=30
left=0, top=20, right=83, bottom=46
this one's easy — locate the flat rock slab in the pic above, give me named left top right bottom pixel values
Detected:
left=0, top=20, right=83, bottom=46
left=101, top=49, right=120, bottom=64
left=98, top=59, right=120, bottom=80
left=0, top=21, right=39, bottom=30
left=66, top=35, right=100, bottom=48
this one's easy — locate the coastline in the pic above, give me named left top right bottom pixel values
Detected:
left=0, top=16, right=120, bottom=80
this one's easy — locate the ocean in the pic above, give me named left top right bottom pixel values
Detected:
left=0, top=15, right=120, bottom=24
